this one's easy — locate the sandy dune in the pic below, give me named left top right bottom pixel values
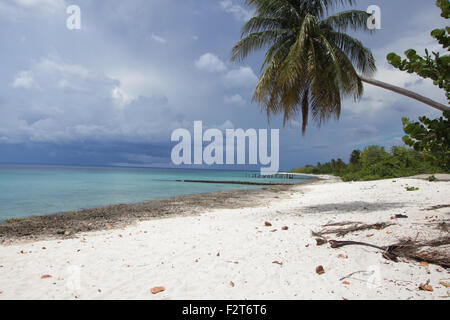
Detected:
left=0, top=177, right=449, bottom=300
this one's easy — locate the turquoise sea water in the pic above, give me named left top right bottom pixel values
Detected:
left=0, top=165, right=310, bottom=220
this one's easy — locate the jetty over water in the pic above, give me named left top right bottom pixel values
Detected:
left=175, top=172, right=300, bottom=186
left=176, top=180, right=294, bottom=186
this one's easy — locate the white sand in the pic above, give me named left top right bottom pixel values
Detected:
left=0, top=177, right=449, bottom=300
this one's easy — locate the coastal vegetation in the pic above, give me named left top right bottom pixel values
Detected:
left=290, top=145, right=447, bottom=181
left=389, top=1, right=450, bottom=171
left=387, top=0, right=449, bottom=105
left=402, top=112, right=450, bottom=171
left=286, top=1, right=449, bottom=180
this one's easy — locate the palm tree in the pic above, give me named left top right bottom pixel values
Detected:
left=231, top=0, right=449, bottom=135
left=349, top=149, right=361, bottom=165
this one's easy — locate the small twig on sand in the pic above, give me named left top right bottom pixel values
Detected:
left=410, top=221, right=449, bottom=232
left=390, top=279, right=413, bottom=285
left=323, top=221, right=362, bottom=227
left=421, top=204, right=450, bottom=211
left=339, top=270, right=366, bottom=281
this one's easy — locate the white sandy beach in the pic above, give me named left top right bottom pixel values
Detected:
left=0, top=176, right=449, bottom=300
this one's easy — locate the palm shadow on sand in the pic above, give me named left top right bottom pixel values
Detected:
left=300, top=201, right=407, bottom=214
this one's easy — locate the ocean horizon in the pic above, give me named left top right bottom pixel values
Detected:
left=0, top=164, right=311, bottom=220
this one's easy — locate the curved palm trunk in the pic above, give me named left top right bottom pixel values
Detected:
left=360, top=76, right=450, bottom=112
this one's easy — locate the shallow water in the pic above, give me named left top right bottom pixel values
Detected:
left=0, top=165, right=310, bottom=220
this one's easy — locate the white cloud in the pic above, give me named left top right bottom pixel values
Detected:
left=223, top=66, right=258, bottom=88
left=12, top=71, right=34, bottom=89
left=224, top=94, right=245, bottom=106
left=151, top=33, right=167, bottom=44
left=14, top=0, right=63, bottom=9
left=0, top=0, right=65, bottom=18
left=1, top=57, right=185, bottom=144
left=24, top=57, right=119, bottom=93
left=195, top=53, right=227, bottom=73
left=107, top=68, right=170, bottom=102
left=111, top=86, right=131, bottom=107
left=220, top=0, right=253, bottom=22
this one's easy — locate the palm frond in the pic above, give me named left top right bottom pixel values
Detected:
left=231, top=29, right=290, bottom=62
left=232, top=0, right=378, bottom=134
left=326, top=30, right=376, bottom=76
left=321, top=10, right=373, bottom=33
left=241, top=16, right=285, bottom=36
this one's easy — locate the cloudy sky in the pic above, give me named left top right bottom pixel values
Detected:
left=0, top=0, right=447, bottom=170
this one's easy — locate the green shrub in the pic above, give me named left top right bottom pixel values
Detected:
left=361, top=146, right=390, bottom=167
left=402, top=111, right=450, bottom=171
left=387, top=2, right=449, bottom=171
left=290, top=145, right=445, bottom=181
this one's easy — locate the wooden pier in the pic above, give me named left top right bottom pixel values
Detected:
left=176, top=180, right=294, bottom=186
left=175, top=172, right=297, bottom=186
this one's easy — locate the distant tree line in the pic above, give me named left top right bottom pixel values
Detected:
left=290, top=145, right=447, bottom=181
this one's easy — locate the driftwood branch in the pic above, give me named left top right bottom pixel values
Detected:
left=328, top=237, right=450, bottom=268
left=385, top=237, right=450, bottom=268
left=315, top=222, right=395, bottom=237
left=313, top=220, right=450, bottom=268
